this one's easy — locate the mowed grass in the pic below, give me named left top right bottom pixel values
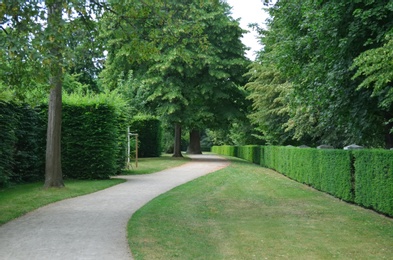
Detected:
left=1, top=154, right=190, bottom=226
left=128, top=157, right=393, bottom=259
left=0, top=179, right=125, bottom=226
left=123, top=153, right=191, bottom=175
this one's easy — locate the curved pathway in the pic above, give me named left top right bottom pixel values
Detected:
left=0, top=154, right=229, bottom=260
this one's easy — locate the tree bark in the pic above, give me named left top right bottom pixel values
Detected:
left=44, top=1, right=64, bottom=188
left=173, top=123, right=183, bottom=157
left=187, top=129, right=202, bottom=154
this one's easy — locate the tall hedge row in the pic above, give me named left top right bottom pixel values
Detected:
left=212, top=145, right=392, bottom=216
left=0, top=97, right=129, bottom=187
left=129, top=115, right=161, bottom=157
left=0, top=101, right=19, bottom=186
left=0, top=102, right=45, bottom=187
left=61, top=104, right=124, bottom=179
left=354, top=150, right=393, bottom=215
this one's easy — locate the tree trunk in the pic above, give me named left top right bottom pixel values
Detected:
left=173, top=123, right=183, bottom=157
left=44, top=1, right=64, bottom=188
left=187, top=129, right=202, bottom=154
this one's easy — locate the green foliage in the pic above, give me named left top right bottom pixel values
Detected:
left=129, top=115, right=162, bottom=158
left=237, top=145, right=260, bottom=164
left=248, top=0, right=393, bottom=147
left=129, top=158, right=393, bottom=259
left=12, top=105, right=45, bottom=183
left=354, top=150, right=393, bottom=216
left=211, top=145, right=237, bottom=157
left=61, top=93, right=128, bottom=179
left=245, top=62, right=293, bottom=145
left=101, top=0, right=250, bottom=140
left=214, top=145, right=353, bottom=202
left=352, top=34, right=393, bottom=111
left=0, top=101, right=18, bottom=187
left=0, top=101, right=46, bottom=187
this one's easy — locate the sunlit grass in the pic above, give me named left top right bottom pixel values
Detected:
left=1, top=154, right=191, bottom=226
left=0, top=179, right=125, bottom=226
left=128, top=157, right=393, bottom=259
left=122, top=153, right=191, bottom=175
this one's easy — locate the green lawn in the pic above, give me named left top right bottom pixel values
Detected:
left=123, top=153, right=191, bottom=175
left=128, top=157, right=393, bottom=259
left=0, top=179, right=125, bottom=226
left=0, top=154, right=190, bottom=226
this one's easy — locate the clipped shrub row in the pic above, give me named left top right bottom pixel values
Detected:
left=212, top=145, right=393, bottom=217
left=61, top=103, right=124, bottom=179
left=129, top=115, right=161, bottom=158
left=0, top=102, right=45, bottom=187
left=0, top=96, right=135, bottom=187
left=354, top=150, right=393, bottom=216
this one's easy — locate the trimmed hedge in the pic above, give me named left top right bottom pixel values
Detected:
left=13, top=105, right=45, bottom=183
left=0, top=102, right=45, bottom=187
left=61, top=103, right=123, bottom=179
left=237, top=145, right=260, bottom=164
left=354, top=150, right=393, bottom=215
left=211, top=145, right=237, bottom=157
left=0, top=95, right=129, bottom=186
left=0, top=101, right=18, bottom=187
left=262, top=147, right=353, bottom=201
left=212, top=145, right=393, bottom=216
left=129, top=115, right=161, bottom=157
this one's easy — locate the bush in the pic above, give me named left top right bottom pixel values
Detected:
left=214, top=145, right=353, bottom=202
left=0, top=101, right=18, bottom=187
left=61, top=102, right=123, bottom=179
left=13, top=105, right=45, bottom=183
left=0, top=102, right=45, bottom=187
left=129, top=115, right=161, bottom=157
left=237, top=145, right=260, bottom=164
left=354, top=150, right=393, bottom=216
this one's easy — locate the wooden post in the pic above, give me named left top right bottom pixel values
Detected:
left=128, top=128, right=138, bottom=169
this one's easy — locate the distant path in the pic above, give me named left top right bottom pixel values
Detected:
left=0, top=154, right=229, bottom=260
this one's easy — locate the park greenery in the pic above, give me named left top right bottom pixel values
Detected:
left=128, top=157, right=393, bottom=259
left=1, top=0, right=393, bottom=188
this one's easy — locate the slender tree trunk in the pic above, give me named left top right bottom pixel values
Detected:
left=187, top=129, right=202, bottom=154
left=173, top=123, right=183, bottom=157
left=44, top=1, right=64, bottom=188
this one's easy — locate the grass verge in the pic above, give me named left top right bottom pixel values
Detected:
left=0, top=179, right=125, bottom=226
left=122, top=153, right=191, bottom=175
left=128, top=157, right=393, bottom=259
left=1, top=154, right=191, bottom=226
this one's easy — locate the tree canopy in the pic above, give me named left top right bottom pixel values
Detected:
left=247, top=0, right=393, bottom=148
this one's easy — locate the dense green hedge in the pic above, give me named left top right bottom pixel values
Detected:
left=0, top=102, right=45, bottom=187
left=0, top=95, right=129, bottom=186
left=211, top=145, right=237, bottom=157
left=261, top=146, right=353, bottom=201
left=13, top=105, right=45, bottom=183
left=129, top=115, right=161, bottom=157
left=0, top=101, right=18, bottom=186
left=354, top=150, right=393, bottom=215
left=61, top=103, right=123, bottom=179
left=212, top=145, right=393, bottom=216
left=237, top=145, right=260, bottom=164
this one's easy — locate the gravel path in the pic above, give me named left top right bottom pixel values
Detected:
left=0, top=154, right=229, bottom=260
